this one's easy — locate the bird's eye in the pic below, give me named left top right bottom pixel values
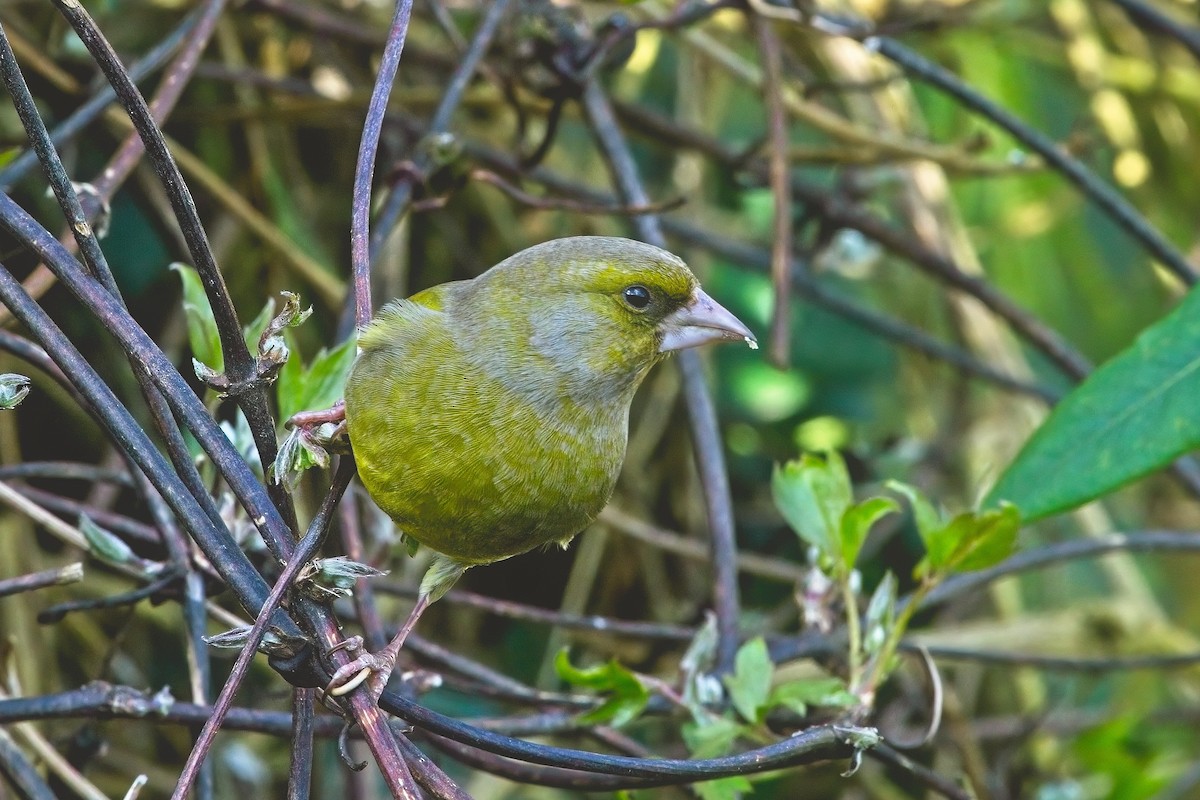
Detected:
left=622, top=285, right=651, bottom=310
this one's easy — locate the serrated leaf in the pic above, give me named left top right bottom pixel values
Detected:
left=988, top=284, right=1200, bottom=520
left=839, top=496, right=898, bottom=568
left=277, top=335, right=356, bottom=422
left=682, top=716, right=745, bottom=759
left=722, top=637, right=772, bottom=724
left=172, top=263, right=222, bottom=372
left=771, top=453, right=852, bottom=560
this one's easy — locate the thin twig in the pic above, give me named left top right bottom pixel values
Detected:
left=0, top=563, right=84, bottom=599
left=581, top=78, right=742, bottom=673
left=753, top=14, right=794, bottom=367
left=351, top=0, right=417, bottom=326
left=170, top=459, right=354, bottom=800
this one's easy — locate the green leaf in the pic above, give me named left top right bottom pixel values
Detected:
left=242, top=298, right=276, bottom=351
left=886, top=480, right=942, bottom=539
left=79, top=514, right=134, bottom=567
left=172, top=263, right=222, bottom=372
left=276, top=335, right=356, bottom=422
left=862, top=572, right=897, bottom=657
left=0, top=373, right=30, bottom=409
left=693, top=776, right=753, bottom=800
left=681, top=612, right=722, bottom=715
left=920, top=505, right=1020, bottom=576
left=722, top=637, right=772, bottom=724
left=768, top=677, right=855, bottom=717
left=771, top=452, right=852, bottom=561
left=988, top=284, right=1200, bottom=520
left=554, top=649, right=649, bottom=728
left=839, top=496, right=899, bottom=568
left=682, top=715, right=746, bottom=759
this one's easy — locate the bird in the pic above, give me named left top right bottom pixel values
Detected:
left=326, top=235, right=756, bottom=698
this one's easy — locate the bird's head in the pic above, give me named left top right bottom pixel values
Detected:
left=460, top=236, right=756, bottom=408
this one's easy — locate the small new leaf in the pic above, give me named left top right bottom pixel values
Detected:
left=554, top=649, right=649, bottom=728
left=919, top=504, right=1020, bottom=577
left=255, top=292, right=312, bottom=383
left=768, top=677, right=856, bottom=717
left=681, top=612, right=722, bottom=715
left=79, top=515, right=163, bottom=577
left=172, top=263, right=222, bottom=372
left=79, top=514, right=134, bottom=566
left=722, top=637, right=772, bottom=724
left=0, top=373, right=30, bottom=409
left=304, top=556, right=388, bottom=591
left=839, top=496, right=899, bottom=569
left=862, top=572, right=897, bottom=657
left=242, top=298, right=276, bottom=351
left=272, top=422, right=343, bottom=489
left=204, top=625, right=309, bottom=656
left=771, top=452, right=852, bottom=562
left=886, top=481, right=942, bottom=539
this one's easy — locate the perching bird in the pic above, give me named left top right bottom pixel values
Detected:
left=327, top=236, right=755, bottom=696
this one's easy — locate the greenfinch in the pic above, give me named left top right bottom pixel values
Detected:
left=329, top=236, right=755, bottom=696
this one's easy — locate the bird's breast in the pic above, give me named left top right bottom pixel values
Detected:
left=346, top=345, right=628, bottom=565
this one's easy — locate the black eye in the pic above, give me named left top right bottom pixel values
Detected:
left=622, top=285, right=651, bottom=309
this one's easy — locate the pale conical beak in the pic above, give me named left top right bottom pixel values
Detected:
left=658, top=288, right=758, bottom=353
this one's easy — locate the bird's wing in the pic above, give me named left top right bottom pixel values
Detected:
left=357, top=282, right=463, bottom=352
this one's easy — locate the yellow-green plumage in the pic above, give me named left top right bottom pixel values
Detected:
left=344, top=236, right=750, bottom=574
left=328, top=237, right=754, bottom=697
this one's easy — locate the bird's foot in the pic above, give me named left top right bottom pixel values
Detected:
left=323, top=593, right=434, bottom=703
left=286, top=400, right=347, bottom=433
left=324, top=635, right=398, bottom=702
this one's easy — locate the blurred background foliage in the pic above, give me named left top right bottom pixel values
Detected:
left=2, top=0, right=1200, bottom=798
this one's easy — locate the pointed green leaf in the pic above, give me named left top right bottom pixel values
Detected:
left=920, top=505, right=1020, bottom=575
left=951, top=504, right=1020, bottom=572
left=988, top=285, right=1200, bottom=519
left=172, top=263, right=222, bottom=372
left=79, top=514, right=134, bottom=566
left=242, top=298, right=276, bottom=351
left=277, top=335, right=356, bottom=422
left=721, top=637, right=772, bottom=724
left=768, top=677, right=855, bottom=717
left=862, top=572, right=897, bottom=657
left=771, top=452, right=852, bottom=560
left=554, top=649, right=649, bottom=728
left=886, top=480, right=943, bottom=538
left=839, top=497, right=898, bottom=568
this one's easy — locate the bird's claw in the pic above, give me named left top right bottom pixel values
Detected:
left=324, top=637, right=397, bottom=701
